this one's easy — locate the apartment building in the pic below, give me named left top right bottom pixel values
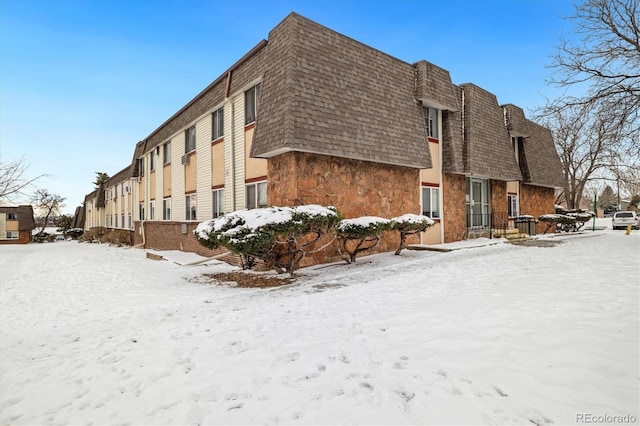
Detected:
left=0, top=205, right=36, bottom=244
left=81, top=12, right=564, bottom=261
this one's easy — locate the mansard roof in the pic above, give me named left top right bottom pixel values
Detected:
left=0, top=205, right=36, bottom=231
left=251, top=12, right=432, bottom=170
left=520, top=120, right=566, bottom=188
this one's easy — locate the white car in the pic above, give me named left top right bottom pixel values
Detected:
left=611, top=211, right=639, bottom=230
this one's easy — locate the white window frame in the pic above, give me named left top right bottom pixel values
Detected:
left=150, top=150, right=156, bottom=172
left=186, top=194, right=197, bottom=220
left=139, top=203, right=145, bottom=221
left=508, top=194, right=519, bottom=218
left=150, top=200, right=155, bottom=220
left=212, top=188, right=225, bottom=218
left=245, top=84, right=259, bottom=125
left=6, top=231, right=19, bottom=239
left=163, top=142, right=171, bottom=165
left=421, top=186, right=441, bottom=219
left=245, top=181, right=267, bottom=209
left=185, top=125, right=196, bottom=153
left=212, top=107, right=224, bottom=140
left=425, top=106, right=439, bottom=139
left=163, top=198, right=171, bottom=220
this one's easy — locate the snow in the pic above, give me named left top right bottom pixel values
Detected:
left=1, top=219, right=638, bottom=425
left=391, top=213, right=435, bottom=226
left=195, top=205, right=338, bottom=240
left=337, top=216, right=390, bottom=232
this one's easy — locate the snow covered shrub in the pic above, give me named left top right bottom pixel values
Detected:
left=390, top=214, right=435, bottom=255
left=539, top=214, right=577, bottom=234
left=336, top=216, right=392, bottom=263
left=105, top=230, right=132, bottom=247
left=195, top=205, right=341, bottom=275
left=65, top=228, right=84, bottom=240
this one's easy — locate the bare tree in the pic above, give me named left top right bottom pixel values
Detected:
left=547, top=0, right=639, bottom=121
left=32, top=189, right=66, bottom=235
left=540, top=0, right=639, bottom=208
left=0, top=157, right=45, bottom=202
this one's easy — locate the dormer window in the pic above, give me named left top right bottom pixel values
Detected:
left=424, top=106, right=439, bottom=139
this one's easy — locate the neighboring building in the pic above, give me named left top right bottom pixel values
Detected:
left=0, top=205, right=36, bottom=244
left=82, top=12, right=565, bottom=262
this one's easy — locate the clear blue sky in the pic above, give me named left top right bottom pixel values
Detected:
left=1, top=0, right=577, bottom=215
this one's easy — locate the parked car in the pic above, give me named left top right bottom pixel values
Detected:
left=611, top=211, right=639, bottom=230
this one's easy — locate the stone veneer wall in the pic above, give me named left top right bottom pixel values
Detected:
left=490, top=180, right=508, bottom=217
left=133, top=221, right=226, bottom=258
left=442, top=173, right=467, bottom=242
left=519, top=184, right=557, bottom=234
left=268, top=151, right=421, bottom=264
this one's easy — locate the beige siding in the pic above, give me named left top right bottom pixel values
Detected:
left=233, top=94, right=246, bottom=209
left=224, top=100, right=236, bottom=212
left=507, top=181, right=518, bottom=193
left=149, top=170, right=157, bottom=200
left=196, top=115, right=212, bottom=220
left=171, top=133, right=185, bottom=220
left=0, top=213, right=6, bottom=236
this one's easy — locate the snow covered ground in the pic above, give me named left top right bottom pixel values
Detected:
left=1, top=219, right=638, bottom=425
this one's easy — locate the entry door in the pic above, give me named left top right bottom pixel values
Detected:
left=468, top=178, right=489, bottom=228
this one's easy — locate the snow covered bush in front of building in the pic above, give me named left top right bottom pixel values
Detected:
left=336, top=216, right=392, bottom=264
left=195, top=205, right=341, bottom=275
left=390, top=213, right=434, bottom=255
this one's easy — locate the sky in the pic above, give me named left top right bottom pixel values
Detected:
left=0, top=0, right=578, bottom=215
left=1, top=222, right=638, bottom=424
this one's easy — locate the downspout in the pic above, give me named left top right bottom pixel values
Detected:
left=461, top=87, right=466, bottom=173
left=439, top=110, right=445, bottom=244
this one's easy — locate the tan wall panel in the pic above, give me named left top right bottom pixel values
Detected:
left=150, top=171, right=157, bottom=200
left=420, top=141, right=440, bottom=184
left=163, top=165, right=171, bottom=197
left=6, top=221, right=19, bottom=231
left=507, top=181, right=518, bottom=194
left=244, top=127, right=267, bottom=181
left=212, top=142, right=225, bottom=187
left=185, top=153, right=197, bottom=193
left=138, top=180, right=145, bottom=202
left=421, top=222, right=441, bottom=245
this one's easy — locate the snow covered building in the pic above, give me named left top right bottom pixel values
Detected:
left=83, top=12, right=564, bottom=259
left=0, top=205, right=36, bottom=244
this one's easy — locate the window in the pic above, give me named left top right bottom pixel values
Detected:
left=137, top=157, right=145, bottom=176
left=150, top=201, right=155, bottom=220
left=115, top=214, right=118, bottom=228
left=212, top=107, right=224, bottom=140
left=511, top=136, right=521, bottom=165
left=114, top=185, right=118, bottom=197
left=6, top=213, right=17, bottom=220
left=139, top=203, right=145, bottom=220
left=246, top=181, right=267, bottom=209
left=163, top=198, right=171, bottom=220
left=508, top=194, right=518, bottom=217
left=121, top=214, right=125, bottom=228
left=212, top=189, right=225, bottom=218
left=128, top=213, right=132, bottom=229
left=245, top=84, right=260, bottom=125
left=185, top=125, right=196, bottom=153
left=186, top=194, right=197, bottom=220
left=422, top=186, right=440, bottom=219
left=6, top=231, right=18, bottom=239
left=163, top=142, right=171, bottom=165
left=424, top=106, right=439, bottom=139
left=150, top=150, right=156, bottom=171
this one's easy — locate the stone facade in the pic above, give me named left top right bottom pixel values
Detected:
left=519, top=184, right=557, bottom=234
left=133, top=221, right=225, bottom=258
left=268, top=151, right=420, bottom=263
left=442, top=173, right=467, bottom=243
